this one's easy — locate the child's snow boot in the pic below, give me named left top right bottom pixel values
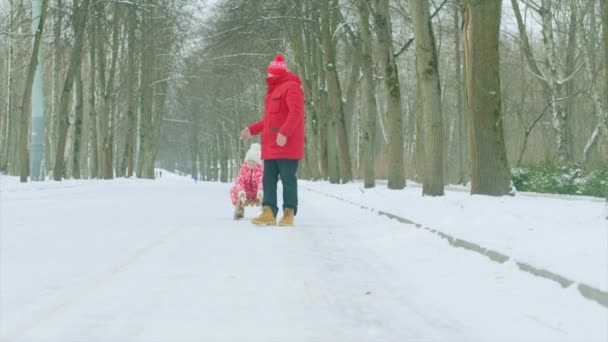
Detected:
left=278, top=208, right=295, bottom=226
left=233, top=203, right=245, bottom=220
left=251, top=206, right=276, bottom=225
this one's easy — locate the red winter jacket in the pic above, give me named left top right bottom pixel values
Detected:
left=230, top=163, right=263, bottom=205
left=248, top=72, right=305, bottom=160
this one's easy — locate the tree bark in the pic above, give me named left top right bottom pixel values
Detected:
left=464, top=0, right=510, bottom=196
left=71, top=51, right=84, bottom=179
left=137, top=9, right=155, bottom=179
left=1, top=0, right=15, bottom=173
left=53, top=0, right=90, bottom=180
left=19, top=0, right=49, bottom=182
left=454, top=0, right=466, bottom=184
left=373, top=0, right=405, bottom=189
left=88, top=17, right=98, bottom=179
left=410, top=0, right=444, bottom=196
left=95, top=3, right=120, bottom=179
left=319, top=0, right=349, bottom=183
left=49, top=0, right=62, bottom=174
left=603, top=0, right=608, bottom=136
left=359, top=0, right=377, bottom=188
left=577, top=0, right=608, bottom=162
left=563, top=2, right=577, bottom=161
left=121, top=4, right=137, bottom=178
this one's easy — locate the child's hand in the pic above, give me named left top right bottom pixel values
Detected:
left=251, top=190, right=262, bottom=206
left=238, top=191, right=247, bottom=204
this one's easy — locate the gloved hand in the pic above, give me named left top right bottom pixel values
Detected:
left=255, top=190, right=263, bottom=206
left=238, top=191, right=247, bottom=205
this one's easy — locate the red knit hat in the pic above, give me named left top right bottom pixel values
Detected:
left=267, top=55, right=287, bottom=75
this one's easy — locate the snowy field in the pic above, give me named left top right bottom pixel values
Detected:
left=1, top=173, right=606, bottom=342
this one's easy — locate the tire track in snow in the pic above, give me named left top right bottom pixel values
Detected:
left=303, top=186, right=608, bottom=310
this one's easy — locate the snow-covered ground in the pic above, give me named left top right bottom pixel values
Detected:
left=1, top=173, right=606, bottom=342
left=304, top=181, right=608, bottom=293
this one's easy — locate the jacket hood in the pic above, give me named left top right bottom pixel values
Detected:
left=266, top=72, right=302, bottom=87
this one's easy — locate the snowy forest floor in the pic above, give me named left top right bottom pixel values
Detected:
left=1, top=172, right=607, bottom=342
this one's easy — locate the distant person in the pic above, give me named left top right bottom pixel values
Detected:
left=230, top=143, right=264, bottom=220
left=240, top=55, right=304, bottom=226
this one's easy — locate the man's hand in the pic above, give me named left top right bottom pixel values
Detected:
left=240, top=128, right=251, bottom=140
left=276, top=133, right=287, bottom=147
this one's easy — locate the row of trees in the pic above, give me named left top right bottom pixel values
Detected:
left=168, top=0, right=606, bottom=196
left=0, top=0, right=195, bottom=181
left=1, top=0, right=607, bottom=197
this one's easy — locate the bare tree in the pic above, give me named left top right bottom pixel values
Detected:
left=511, top=0, right=578, bottom=164
left=53, top=0, right=90, bottom=181
left=71, top=45, right=84, bottom=179
left=320, top=0, right=352, bottom=183
left=19, top=0, right=49, bottom=182
left=1, top=0, right=15, bottom=173
left=464, top=0, right=510, bottom=195
left=358, top=0, right=377, bottom=188
left=576, top=0, right=608, bottom=163
left=453, top=0, right=466, bottom=184
left=372, top=0, right=405, bottom=189
left=119, top=4, right=137, bottom=178
left=49, top=0, right=62, bottom=174
left=410, top=0, right=444, bottom=196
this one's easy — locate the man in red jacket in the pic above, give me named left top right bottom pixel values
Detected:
left=240, top=55, right=304, bottom=226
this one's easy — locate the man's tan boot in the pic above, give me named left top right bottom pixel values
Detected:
left=251, top=206, right=276, bottom=225
left=278, top=208, right=295, bottom=226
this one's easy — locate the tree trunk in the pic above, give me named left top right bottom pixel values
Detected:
left=88, top=19, right=98, bottom=179
left=541, top=0, right=570, bottom=164
left=319, top=0, right=350, bottom=183
left=104, top=4, right=120, bottom=178
left=577, top=0, right=608, bottom=162
left=0, top=1, right=12, bottom=173
left=19, top=0, right=49, bottom=182
left=564, top=2, right=577, bottom=161
left=373, top=0, right=405, bottom=189
left=511, top=0, right=573, bottom=165
left=603, top=0, right=608, bottom=151
left=8, top=0, right=26, bottom=177
left=121, top=5, right=137, bottom=178
left=95, top=3, right=120, bottom=179
left=344, top=37, right=361, bottom=179
left=138, top=13, right=154, bottom=179
left=464, top=0, right=510, bottom=196
left=72, top=52, right=84, bottom=178
left=49, top=0, right=62, bottom=174
left=358, top=0, right=377, bottom=188
left=410, top=0, right=444, bottom=196
left=604, top=0, right=608, bottom=203
left=454, top=0, right=467, bottom=184
left=53, top=0, right=90, bottom=181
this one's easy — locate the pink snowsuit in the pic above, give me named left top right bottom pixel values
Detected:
left=230, top=164, right=264, bottom=205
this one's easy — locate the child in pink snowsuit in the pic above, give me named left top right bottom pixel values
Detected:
left=230, top=143, right=264, bottom=219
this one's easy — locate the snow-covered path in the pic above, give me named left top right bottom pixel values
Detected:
left=1, top=175, right=606, bottom=342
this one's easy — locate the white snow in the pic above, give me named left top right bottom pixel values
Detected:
left=304, top=181, right=608, bottom=293
left=1, top=173, right=606, bottom=342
